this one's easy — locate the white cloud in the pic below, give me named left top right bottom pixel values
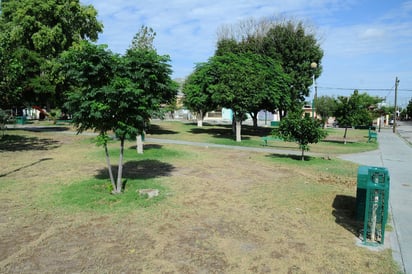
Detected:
left=80, top=0, right=412, bottom=92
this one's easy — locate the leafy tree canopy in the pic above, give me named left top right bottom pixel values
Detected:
left=315, top=95, right=337, bottom=126
left=0, top=0, right=103, bottom=109
left=60, top=37, right=177, bottom=194
left=216, top=18, right=323, bottom=117
left=334, top=90, right=382, bottom=143
left=406, top=99, right=412, bottom=119
left=209, top=52, right=288, bottom=120
left=182, top=62, right=218, bottom=123
left=274, top=112, right=327, bottom=160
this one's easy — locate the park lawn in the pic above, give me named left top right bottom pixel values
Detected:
left=148, top=120, right=378, bottom=154
left=0, top=128, right=400, bottom=273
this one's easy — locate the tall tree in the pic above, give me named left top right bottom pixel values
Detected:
left=262, top=20, right=323, bottom=117
left=0, top=0, right=103, bottom=109
left=209, top=52, right=288, bottom=142
left=182, top=62, right=218, bottom=127
left=216, top=18, right=323, bottom=119
left=60, top=41, right=177, bottom=194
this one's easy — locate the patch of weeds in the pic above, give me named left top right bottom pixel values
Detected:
left=56, top=178, right=167, bottom=212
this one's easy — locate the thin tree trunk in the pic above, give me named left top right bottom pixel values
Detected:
left=301, top=148, right=305, bottom=161
left=343, top=127, right=348, bottom=144
left=136, top=134, right=143, bottom=154
left=197, top=110, right=203, bottom=127
left=250, top=111, right=258, bottom=128
left=236, top=120, right=242, bottom=142
left=104, top=142, right=116, bottom=191
left=115, top=138, right=125, bottom=193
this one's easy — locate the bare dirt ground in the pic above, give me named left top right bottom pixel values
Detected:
left=0, top=130, right=397, bottom=273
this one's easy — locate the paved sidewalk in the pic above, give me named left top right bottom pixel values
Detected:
left=339, top=123, right=412, bottom=274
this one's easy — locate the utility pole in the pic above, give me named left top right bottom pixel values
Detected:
left=393, top=77, right=399, bottom=133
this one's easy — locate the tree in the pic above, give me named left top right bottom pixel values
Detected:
left=208, top=52, right=288, bottom=142
left=262, top=20, right=323, bottom=117
left=0, top=0, right=103, bottom=109
left=315, top=95, right=337, bottom=127
left=182, top=62, right=218, bottom=127
left=130, top=25, right=156, bottom=50
left=406, top=99, right=412, bottom=120
left=60, top=41, right=177, bottom=194
left=0, top=27, right=24, bottom=109
left=334, top=90, right=381, bottom=144
left=216, top=18, right=323, bottom=119
left=273, top=112, right=327, bottom=161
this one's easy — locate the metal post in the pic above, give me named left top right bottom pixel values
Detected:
left=393, top=77, right=399, bottom=133
left=310, top=62, right=317, bottom=119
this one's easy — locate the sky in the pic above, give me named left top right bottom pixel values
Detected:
left=81, top=0, right=412, bottom=107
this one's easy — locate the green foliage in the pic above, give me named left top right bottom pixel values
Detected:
left=262, top=21, right=323, bottom=116
left=315, top=95, right=337, bottom=126
left=406, top=99, right=412, bottom=119
left=0, top=108, right=9, bottom=136
left=60, top=38, right=177, bottom=195
left=208, top=52, right=289, bottom=121
left=0, top=0, right=103, bottom=108
left=216, top=18, right=323, bottom=118
left=182, top=62, right=219, bottom=120
left=273, top=112, right=328, bottom=160
left=334, top=90, right=382, bottom=128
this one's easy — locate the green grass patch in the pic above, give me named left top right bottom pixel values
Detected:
left=148, top=120, right=378, bottom=154
left=266, top=154, right=358, bottom=177
left=56, top=178, right=167, bottom=212
left=53, top=139, right=189, bottom=213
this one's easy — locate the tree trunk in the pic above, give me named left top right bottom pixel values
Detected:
left=196, top=110, right=203, bottom=127
left=301, top=148, right=305, bottom=161
left=250, top=111, right=258, bottom=128
left=115, top=138, right=125, bottom=194
left=343, top=127, right=348, bottom=144
left=197, top=110, right=203, bottom=127
left=104, top=142, right=116, bottom=191
left=232, top=114, right=236, bottom=134
left=136, top=134, right=143, bottom=154
left=236, top=120, right=242, bottom=142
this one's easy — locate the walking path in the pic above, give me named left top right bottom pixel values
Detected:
left=339, top=121, right=412, bottom=274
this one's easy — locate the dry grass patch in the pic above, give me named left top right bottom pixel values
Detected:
left=0, top=129, right=400, bottom=273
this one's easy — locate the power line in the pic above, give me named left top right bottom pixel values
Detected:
left=318, top=86, right=412, bottom=92
left=318, top=86, right=393, bottom=91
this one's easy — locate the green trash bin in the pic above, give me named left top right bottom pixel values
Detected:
left=16, top=116, right=27, bottom=125
left=355, top=166, right=390, bottom=245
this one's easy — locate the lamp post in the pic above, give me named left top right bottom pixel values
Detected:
left=310, top=62, right=318, bottom=119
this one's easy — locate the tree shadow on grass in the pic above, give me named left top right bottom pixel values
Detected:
left=189, top=124, right=272, bottom=140
left=128, top=144, right=163, bottom=151
left=0, top=158, right=53, bottom=178
left=265, top=153, right=314, bottom=161
left=322, top=139, right=356, bottom=144
left=332, top=195, right=361, bottom=237
left=147, top=124, right=178, bottom=135
left=0, top=135, right=61, bottom=152
left=95, top=160, right=175, bottom=181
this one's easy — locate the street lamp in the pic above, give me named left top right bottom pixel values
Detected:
left=310, top=62, right=318, bottom=119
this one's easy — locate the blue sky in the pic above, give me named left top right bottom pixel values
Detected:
left=82, top=0, right=412, bottom=107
